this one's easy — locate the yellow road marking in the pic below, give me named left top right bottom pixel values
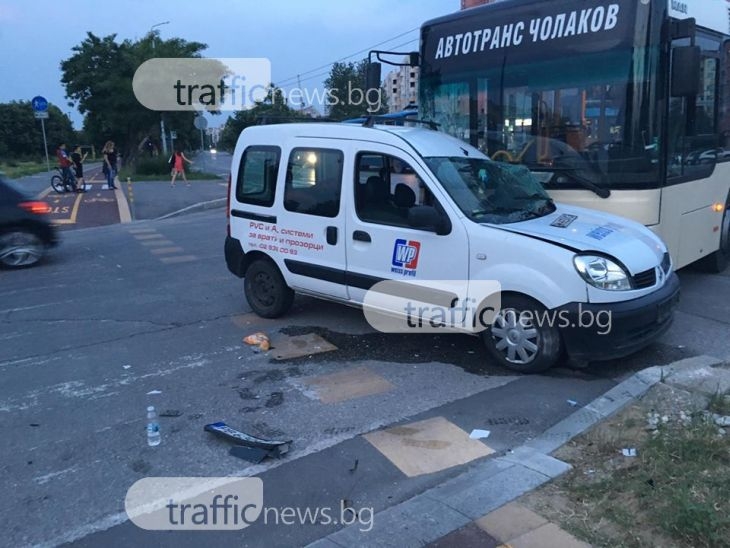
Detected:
left=51, top=193, right=83, bottom=225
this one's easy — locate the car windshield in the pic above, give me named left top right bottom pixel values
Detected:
left=423, top=157, right=556, bottom=224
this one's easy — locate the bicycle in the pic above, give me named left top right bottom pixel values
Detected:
left=51, top=167, right=78, bottom=193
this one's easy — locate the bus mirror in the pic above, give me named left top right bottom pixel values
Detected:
left=671, top=46, right=701, bottom=97
left=409, top=52, right=420, bottom=66
left=366, top=62, right=382, bottom=92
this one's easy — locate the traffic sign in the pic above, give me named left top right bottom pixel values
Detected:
left=32, top=96, right=48, bottom=112
left=170, top=131, right=177, bottom=139
left=194, top=115, right=208, bottom=130
left=34, top=111, right=49, bottom=119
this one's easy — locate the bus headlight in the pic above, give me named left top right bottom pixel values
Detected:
left=573, top=255, right=631, bottom=291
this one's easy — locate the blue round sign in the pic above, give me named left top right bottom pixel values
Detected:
left=31, top=96, right=48, bottom=112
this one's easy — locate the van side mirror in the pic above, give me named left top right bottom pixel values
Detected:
left=366, top=62, right=382, bottom=93
left=408, top=205, right=451, bottom=235
left=671, top=46, right=701, bottom=97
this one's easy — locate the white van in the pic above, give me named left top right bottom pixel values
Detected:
left=225, top=123, right=679, bottom=373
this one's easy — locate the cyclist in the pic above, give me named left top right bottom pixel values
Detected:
left=55, top=143, right=77, bottom=191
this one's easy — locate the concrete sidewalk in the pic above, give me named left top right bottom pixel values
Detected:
left=310, top=355, right=730, bottom=548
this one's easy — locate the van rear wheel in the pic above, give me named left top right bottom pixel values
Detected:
left=482, top=295, right=561, bottom=373
left=244, top=259, right=294, bottom=318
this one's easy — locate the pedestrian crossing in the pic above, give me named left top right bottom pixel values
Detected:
left=128, top=227, right=198, bottom=264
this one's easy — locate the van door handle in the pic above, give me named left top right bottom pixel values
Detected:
left=326, top=226, right=338, bottom=245
left=353, top=230, right=371, bottom=242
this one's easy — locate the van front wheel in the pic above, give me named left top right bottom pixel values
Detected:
left=244, top=259, right=294, bottom=318
left=482, top=296, right=561, bottom=373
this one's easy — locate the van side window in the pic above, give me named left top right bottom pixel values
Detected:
left=284, top=148, right=344, bottom=218
left=355, top=152, right=434, bottom=226
left=236, top=146, right=280, bottom=207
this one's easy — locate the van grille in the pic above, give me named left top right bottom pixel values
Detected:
left=633, top=268, right=657, bottom=289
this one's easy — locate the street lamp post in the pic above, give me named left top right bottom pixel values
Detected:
left=150, top=21, right=170, bottom=156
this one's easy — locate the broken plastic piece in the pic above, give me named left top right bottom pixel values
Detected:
left=204, top=421, right=291, bottom=455
left=159, top=409, right=182, bottom=417
left=469, top=429, right=491, bottom=440
left=567, top=399, right=578, bottom=407
left=243, top=332, right=270, bottom=351
left=621, top=448, right=637, bottom=457
left=229, top=445, right=274, bottom=463
left=146, top=390, right=162, bottom=395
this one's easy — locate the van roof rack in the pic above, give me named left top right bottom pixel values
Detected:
left=361, top=116, right=439, bottom=130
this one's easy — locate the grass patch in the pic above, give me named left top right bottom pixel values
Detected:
left=521, top=384, right=730, bottom=548
left=708, top=390, right=730, bottom=416
left=1, top=160, right=50, bottom=178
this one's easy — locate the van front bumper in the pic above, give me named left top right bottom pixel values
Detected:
left=556, top=272, right=680, bottom=362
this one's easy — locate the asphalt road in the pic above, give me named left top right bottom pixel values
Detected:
left=0, top=210, right=728, bottom=547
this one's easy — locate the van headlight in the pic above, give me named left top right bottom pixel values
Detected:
left=573, top=254, right=631, bottom=291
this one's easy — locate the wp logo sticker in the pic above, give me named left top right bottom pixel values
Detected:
left=391, top=239, right=421, bottom=276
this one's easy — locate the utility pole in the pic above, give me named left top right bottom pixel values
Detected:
left=150, top=21, right=170, bottom=155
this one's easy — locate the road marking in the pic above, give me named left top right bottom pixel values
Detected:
left=50, top=193, right=83, bottom=225
left=159, top=255, right=198, bottom=264
left=128, top=228, right=156, bottom=234
left=139, top=239, right=175, bottom=246
left=149, top=247, right=185, bottom=255
left=133, top=233, right=164, bottom=240
left=364, top=416, right=495, bottom=477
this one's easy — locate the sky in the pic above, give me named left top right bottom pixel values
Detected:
left=0, top=0, right=459, bottom=129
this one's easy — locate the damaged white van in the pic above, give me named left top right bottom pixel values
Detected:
left=225, top=122, right=679, bottom=373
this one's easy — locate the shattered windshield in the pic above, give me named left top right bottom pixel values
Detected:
left=424, top=157, right=556, bottom=224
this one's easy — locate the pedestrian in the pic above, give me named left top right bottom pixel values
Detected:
left=55, top=143, right=77, bottom=191
left=102, top=141, right=118, bottom=190
left=170, top=148, right=193, bottom=187
left=71, top=145, right=88, bottom=192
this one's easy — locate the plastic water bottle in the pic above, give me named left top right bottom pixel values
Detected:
left=146, top=406, right=161, bottom=446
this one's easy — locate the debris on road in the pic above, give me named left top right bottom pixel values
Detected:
left=349, top=459, right=359, bottom=473
left=159, top=409, right=182, bottom=417
left=271, top=332, right=337, bottom=360
left=146, top=390, right=162, bottom=395
left=469, top=429, right=491, bottom=440
left=229, top=445, right=274, bottom=463
left=621, top=448, right=638, bottom=457
left=122, top=365, right=131, bottom=370
left=243, top=332, right=270, bottom=352
left=204, top=421, right=292, bottom=460
left=567, top=399, right=578, bottom=407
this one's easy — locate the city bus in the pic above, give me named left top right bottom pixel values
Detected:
left=418, top=0, right=730, bottom=271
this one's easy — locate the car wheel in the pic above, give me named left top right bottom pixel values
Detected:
left=244, top=259, right=294, bottom=318
left=0, top=230, right=45, bottom=268
left=482, top=295, right=561, bottom=373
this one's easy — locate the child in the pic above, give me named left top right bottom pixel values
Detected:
left=71, top=146, right=88, bottom=192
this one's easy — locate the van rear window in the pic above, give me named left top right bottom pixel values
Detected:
left=236, top=146, right=280, bottom=207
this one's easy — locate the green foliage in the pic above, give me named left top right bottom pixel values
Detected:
left=134, top=156, right=172, bottom=176
left=218, top=85, right=309, bottom=151
left=324, top=59, right=388, bottom=120
left=60, top=31, right=211, bottom=166
left=0, top=101, right=76, bottom=160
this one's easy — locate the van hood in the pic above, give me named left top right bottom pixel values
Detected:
left=489, top=204, right=666, bottom=274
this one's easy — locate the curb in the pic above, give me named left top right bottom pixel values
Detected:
left=308, top=355, right=725, bottom=547
left=155, top=197, right=227, bottom=220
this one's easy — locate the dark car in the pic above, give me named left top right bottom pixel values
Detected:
left=0, top=176, right=58, bottom=268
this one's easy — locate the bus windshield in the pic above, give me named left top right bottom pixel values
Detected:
left=424, top=157, right=555, bottom=224
left=420, top=0, right=665, bottom=192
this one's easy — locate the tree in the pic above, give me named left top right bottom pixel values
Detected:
left=218, top=84, right=308, bottom=151
left=324, top=59, right=388, bottom=120
left=0, top=101, right=75, bottom=160
left=61, top=32, right=209, bottom=169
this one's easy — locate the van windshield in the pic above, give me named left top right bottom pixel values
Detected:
left=424, top=157, right=556, bottom=224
